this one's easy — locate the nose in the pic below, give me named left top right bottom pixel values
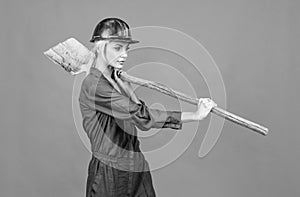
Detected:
left=120, top=50, right=128, bottom=59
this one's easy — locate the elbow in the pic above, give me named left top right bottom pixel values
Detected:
left=136, top=123, right=152, bottom=131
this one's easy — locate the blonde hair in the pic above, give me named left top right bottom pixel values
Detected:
left=91, top=40, right=109, bottom=67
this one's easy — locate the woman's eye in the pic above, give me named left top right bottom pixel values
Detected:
left=114, top=47, right=121, bottom=51
left=126, top=47, right=130, bottom=51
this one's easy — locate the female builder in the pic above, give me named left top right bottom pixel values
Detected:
left=79, top=18, right=217, bottom=197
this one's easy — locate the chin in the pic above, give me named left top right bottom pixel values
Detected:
left=111, top=63, right=123, bottom=69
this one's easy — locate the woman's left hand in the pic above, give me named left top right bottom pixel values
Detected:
left=113, top=69, right=141, bottom=104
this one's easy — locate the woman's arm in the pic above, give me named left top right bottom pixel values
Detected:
left=181, top=98, right=217, bottom=123
left=80, top=76, right=182, bottom=131
left=181, top=112, right=198, bottom=123
left=113, top=70, right=217, bottom=124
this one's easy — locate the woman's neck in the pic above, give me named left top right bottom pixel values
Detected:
left=94, top=56, right=113, bottom=79
left=93, top=56, right=123, bottom=94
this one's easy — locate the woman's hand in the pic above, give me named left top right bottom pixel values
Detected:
left=113, top=69, right=141, bottom=104
left=194, top=98, right=217, bottom=120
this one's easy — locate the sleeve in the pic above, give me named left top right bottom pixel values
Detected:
left=89, top=81, right=183, bottom=131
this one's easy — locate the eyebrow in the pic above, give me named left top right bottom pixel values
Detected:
left=114, top=43, right=129, bottom=47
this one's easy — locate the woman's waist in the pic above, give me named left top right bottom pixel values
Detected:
left=92, top=151, right=150, bottom=172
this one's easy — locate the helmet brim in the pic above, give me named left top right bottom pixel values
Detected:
left=90, top=38, right=139, bottom=44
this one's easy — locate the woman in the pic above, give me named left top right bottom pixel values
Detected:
left=79, top=18, right=217, bottom=197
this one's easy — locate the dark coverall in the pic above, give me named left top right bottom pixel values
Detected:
left=79, top=67, right=183, bottom=197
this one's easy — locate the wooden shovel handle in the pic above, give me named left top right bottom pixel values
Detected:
left=120, top=71, right=269, bottom=136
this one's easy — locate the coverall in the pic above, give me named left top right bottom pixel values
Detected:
left=79, top=67, right=183, bottom=197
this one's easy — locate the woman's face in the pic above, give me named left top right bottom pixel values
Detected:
left=105, top=41, right=130, bottom=69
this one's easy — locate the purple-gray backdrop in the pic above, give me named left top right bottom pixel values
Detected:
left=1, top=0, right=299, bottom=196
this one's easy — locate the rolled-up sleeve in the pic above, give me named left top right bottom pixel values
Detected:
left=85, top=79, right=182, bottom=131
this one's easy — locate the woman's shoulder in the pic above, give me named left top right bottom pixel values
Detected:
left=82, top=72, right=107, bottom=85
left=81, top=72, right=113, bottom=93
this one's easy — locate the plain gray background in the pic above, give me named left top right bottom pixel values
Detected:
left=1, top=0, right=299, bottom=196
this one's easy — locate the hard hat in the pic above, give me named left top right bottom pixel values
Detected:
left=90, top=18, right=139, bottom=44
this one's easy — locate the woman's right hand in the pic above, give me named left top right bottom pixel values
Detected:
left=195, top=98, right=217, bottom=120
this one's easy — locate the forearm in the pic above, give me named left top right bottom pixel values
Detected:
left=180, top=112, right=198, bottom=123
